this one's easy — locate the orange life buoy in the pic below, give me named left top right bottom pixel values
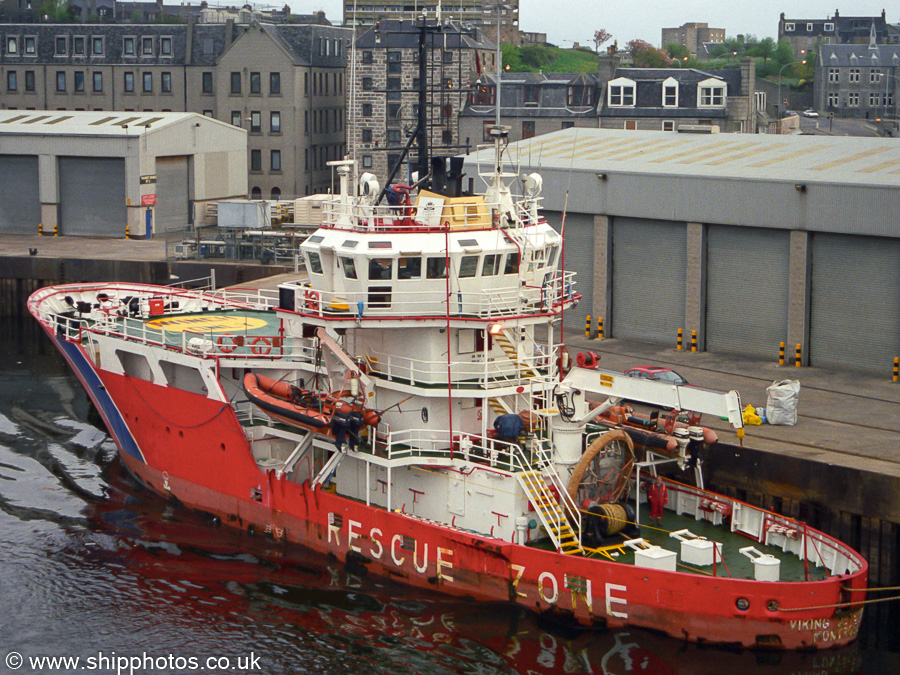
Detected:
left=216, top=334, right=239, bottom=353
left=250, top=336, right=272, bottom=355
left=304, top=288, right=320, bottom=311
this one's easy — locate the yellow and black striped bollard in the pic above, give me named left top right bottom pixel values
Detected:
left=585, top=315, right=591, bottom=338
left=893, top=357, right=898, bottom=383
left=677, top=328, right=683, bottom=351
left=691, top=330, right=697, bottom=352
left=795, top=344, right=802, bottom=367
left=597, top=317, right=604, bottom=339
left=779, top=341, right=785, bottom=366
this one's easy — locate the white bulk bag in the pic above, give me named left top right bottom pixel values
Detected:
left=766, top=380, right=800, bottom=426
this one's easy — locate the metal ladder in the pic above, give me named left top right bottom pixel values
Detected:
left=516, top=470, right=584, bottom=555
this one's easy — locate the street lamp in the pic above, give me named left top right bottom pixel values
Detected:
left=777, top=59, right=806, bottom=119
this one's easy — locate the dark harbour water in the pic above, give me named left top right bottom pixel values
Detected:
left=1, top=322, right=898, bottom=675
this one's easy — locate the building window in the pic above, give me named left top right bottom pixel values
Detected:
left=251, top=149, right=262, bottom=172
left=870, top=69, right=882, bottom=84
left=609, top=83, right=635, bottom=106
left=7, top=37, right=17, bottom=54
left=387, top=50, right=401, bottom=73
left=827, top=92, right=839, bottom=107
left=231, top=72, right=241, bottom=94
left=270, top=72, right=280, bottom=95
left=784, top=22, right=795, bottom=32
left=361, top=128, right=372, bottom=142
left=202, top=71, right=213, bottom=93
left=203, top=110, right=213, bottom=117
left=124, top=72, right=134, bottom=92
left=270, top=111, right=281, bottom=133
left=386, top=129, right=401, bottom=144
left=231, top=110, right=241, bottom=126
left=250, top=71, right=261, bottom=94
left=251, top=187, right=262, bottom=199
left=524, top=85, right=539, bottom=104
left=870, top=92, right=880, bottom=106
left=848, top=92, right=859, bottom=107
left=142, top=37, right=153, bottom=55
left=74, top=37, right=85, bottom=56
left=160, top=37, right=172, bottom=56
left=662, top=120, right=675, bottom=131
left=362, top=103, right=372, bottom=117
left=93, top=71, right=102, bottom=92
left=567, top=85, right=593, bottom=106
left=806, top=23, right=813, bottom=31
left=387, top=102, right=401, bottom=119
left=24, top=37, right=36, bottom=55
left=143, top=72, right=152, bottom=92
left=663, top=80, right=678, bottom=107
left=91, top=37, right=103, bottom=55
left=849, top=68, right=859, bottom=83
left=74, top=71, right=84, bottom=92
left=25, top=70, right=35, bottom=92
left=362, top=155, right=373, bottom=168
left=6, top=71, right=16, bottom=92
left=56, top=71, right=66, bottom=92
left=362, top=50, right=373, bottom=64
left=250, top=111, right=261, bottom=132
left=271, top=187, right=281, bottom=200
left=161, top=72, right=171, bottom=93
left=828, top=68, right=839, bottom=83
left=471, top=83, right=494, bottom=105
left=699, top=82, right=726, bottom=107
left=824, top=23, right=834, bottom=32
left=561, top=121, right=575, bottom=129
left=387, top=77, right=401, bottom=101
left=271, top=149, right=281, bottom=172
left=362, top=77, right=373, bottom=91
left=55, top=36, right=67, bottom=56
left=522, top=120, right=535, bottom=139
left=123, top=37, right=135, bottom=56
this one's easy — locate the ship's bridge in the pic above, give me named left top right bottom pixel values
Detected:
left=278, top=218, right=577, bottom=323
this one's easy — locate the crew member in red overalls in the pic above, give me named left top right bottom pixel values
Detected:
left=648, top=476, right=668, bottom=526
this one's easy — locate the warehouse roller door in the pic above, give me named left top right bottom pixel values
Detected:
left=706, top=226, right=790, bottom=358
left=553, top=211, right=593, bottom=333
left=809, top=233, right=900, bottom=373
left=58, top=157, right=126, bottom=236
left=0, top=155, right=40, bottom=234
left=155, top=156, right=191, bottom=235
left=611, top=217, right=685, bottom=343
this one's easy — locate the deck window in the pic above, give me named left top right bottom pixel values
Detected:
left=398, top=257, right=421, bottom=279
left=369, top=258, right=393, bottom=280
left=426, top=257, right=447, bottom=279
left=341, top=256, right=357, bottom=279
left=504, top=252, right=520, bottom=275
left=482, top=254, right=501, bottom=276
left=307, top=251, right=323, bottom=274
left=459, top=255, right=479, bottom=278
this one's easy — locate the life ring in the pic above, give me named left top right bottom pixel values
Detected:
left=216, top=334, right=239, bottom=353
left=304, top=288, right=320, bottom=311
left=250, top=336, right=272, bottom=355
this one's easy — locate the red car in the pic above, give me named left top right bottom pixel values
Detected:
left=624, top=366, right=689, bottom=386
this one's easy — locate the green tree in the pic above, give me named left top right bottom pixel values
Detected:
left=36, top=0, right=73, bottom=22
left=775, top=39, right=795, bottom=66
left=755, top=37, right=776, bottom=62
left=664, top=42, right=690, bottom=61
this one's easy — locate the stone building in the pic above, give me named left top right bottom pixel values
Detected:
left=778, top=10, right=900, bottom=60
left=348, top=19, right=494, bottom=181
left=459, top=72, right=599, bottom=146
left=343, top=0, right=521, bottom=46
left=661, top=22, right=725, bottom=59
left=814, top=35, right=899, bottom=128
left=0, top=19, right=350, bottom=199
left=598, top=51, right=756, bottom=134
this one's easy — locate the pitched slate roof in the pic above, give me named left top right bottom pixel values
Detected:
left=819, top=43, right=900, bottom=68
left=601, top=67, right=738, bottom=117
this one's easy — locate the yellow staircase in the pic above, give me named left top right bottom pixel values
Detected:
left=517, top=470, right=584, bottom=555
left=493, top=330, right=537, bottom=378
left=487, top=397, right=508, bottom=415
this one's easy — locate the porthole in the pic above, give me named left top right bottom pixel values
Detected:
left=421, top=407, right=428, bottom=422
left=736, top=597, right=750, bottom=611
left=767, top=600, right=779, bottom=612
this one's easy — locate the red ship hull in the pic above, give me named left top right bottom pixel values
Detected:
left=40, top=324, right=868, bottom=651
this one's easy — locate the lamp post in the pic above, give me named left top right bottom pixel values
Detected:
left=777, top=59, right=806, bottom=119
